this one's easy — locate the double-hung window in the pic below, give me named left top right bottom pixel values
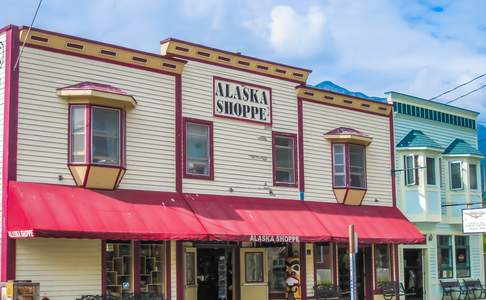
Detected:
left=184, top=118, right=213, bottom=179
left=449, top=161, right=463, bottom=190
left=469, top=164, right=478, bottom=190
left=426, top=157, right=436, bottom=185
left=404, top=154, right=417, bottom=186
left=332, top=144, right=366, bottom=189
left=273, top=133, right=297, bottom=186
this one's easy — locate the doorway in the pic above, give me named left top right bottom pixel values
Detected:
left=337, top=245, right=373, bottom=300
left=197, top=248, right=234, bottom=300
left=403, top=249, right=424, bottom=300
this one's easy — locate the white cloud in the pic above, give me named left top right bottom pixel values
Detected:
left=250, top=5, right=326, bottom=57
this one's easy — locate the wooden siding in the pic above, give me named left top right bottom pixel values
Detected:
left=17, top=47, right=176, bottom=191
left=16, top=238, right=101, bottom=300
left=302, top=101, right=393, bottom=205
left=0, top=32, right=5, bottom=253
left=181, top=60, right=300, bottom=199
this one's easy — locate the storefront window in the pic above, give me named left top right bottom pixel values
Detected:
left=455, top=236, right=470, bottom=278
left=268, top=247, right=287, bottom=293
left=438, top=235, right=454, bottom=278
left=314, top=244, right=332, bottom=285
left=105, top=242, right=133, bottom=297
left=140, top=243, right=165, bottom=295
left=185, top=251, right=196, bottom=286
left=374, top=244, right=391, bottom=284
left=245, top=252, right=264, bottom=283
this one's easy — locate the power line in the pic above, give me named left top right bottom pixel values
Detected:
left=429, top=73, right=486, bottom=101
left=14, top=0, right=43, bottom=70
left=446, top=83, right=486, bottom=104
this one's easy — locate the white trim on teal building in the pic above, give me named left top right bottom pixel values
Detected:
left=388, top=91, right=484, bottom=300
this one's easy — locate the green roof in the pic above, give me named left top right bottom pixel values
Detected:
left=397, top=130, right=442, bottom=150
left=442, top=138, right=483, bottom=157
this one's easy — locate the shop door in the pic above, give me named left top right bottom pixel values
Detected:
left=403, top=249, right=424, bottom=300
left=184, top=247, right=198, bottom=300
left=240, top=248, right=268, bottom=300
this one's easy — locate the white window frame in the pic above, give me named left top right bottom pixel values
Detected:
left=449, top=161, right=463, bottom=190
left=333, top=144, right=347, bottom=187
left=426, top=156, right=437, bottom=186
left=404, top=154, right=416, bottom=186
left=469, top=163, right=478, bottom=191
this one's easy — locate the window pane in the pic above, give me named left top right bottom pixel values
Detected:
left=105, top=242, right=132, bottom=297
left=185, top=252, right=196, bottom=286
left=275, top=136, right=295, bottom=184
left=450, top=162, right=462, bottom=189
left=70, top=106, right=86, bottom=163
left=314, top=244, right=332, bottom=285
left=405, top=155, right=415, bottom=185
left=333, top=144, right=346, bottom=187
left=455, top=236, right=470, bottom=278
left=140, top=243, right=165, bottom=295
left=375, top=245, right=391, bottom=284
left=469, top=164, right=478, bottom=190
left=349, top=144, right=365, bottom=188
left=92, top=107, right=120, bottom=165
left=438, top=235, right=453, bottom=278
left=268, top=247, right=287, bottom=293
left=426, top=157, right=436, bottom=185
left=245, top=252, right=264, bottom=283
left=186, top=123, right=210, bottom=176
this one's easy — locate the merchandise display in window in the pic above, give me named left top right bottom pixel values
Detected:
left=140, top=243, right=165, bottom=295
left=105, top=242, right=133, bottom=297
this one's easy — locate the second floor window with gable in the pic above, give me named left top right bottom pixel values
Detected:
left=404, top=155, right=417, bottom=186
left=449, top=161, right=463, bottom=190
left=332, top=143, right=366, bottom=189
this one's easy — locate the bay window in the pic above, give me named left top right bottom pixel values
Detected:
left=404, top=155, right=417, bottom=186
left=184, top=118, right=213, bottom=179
left=70, top=105, right=86, bottom=163
left=332, top=143, right=366, bottom=189
left=91, top=107, right=121, bottom=165
left=273, top=132, right=297, bottom=186
left=438, top=235, right=453, bottom=278
left=374, top=244, right=391, bottom=285
left=469, top=164, right=478, bottom=190
left=426, top=157, right=436, bottom=185
left=449, top=161, right=463, bottom=190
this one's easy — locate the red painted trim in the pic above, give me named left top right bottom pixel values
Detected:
left=297, top=98, right=305, bottom=193
left=212, top=76, right=273, bottom=126
left=272, top=131, right=298, bottom=187
left=2, top=25, right=19, bottom=282
left=25, top=43, right=181, bottom=77
left=0, top=25, right=14, bottom=35
left=22, top=27, right=186, bottom=64
left=160, top=37, right=312, bottom=72
left=168, top=53, right=305, bottom=84
left=176, top=241, right=183, bottom=300
left=175, top=75, right=183, bottom=193
left=299, top=97, right=390, bottom=118
left=86, top=104, right=92, bottom=164
left=134, top=241, right=141, bottom=293
left=332, top=243, right=337, bottom=284
left=165, top=241, right=171, bottom=300
left=101, top=240, right=107, bottom=296
left=389, top=113, right=397, bottom=207
left=300, top=242, right=307, bottom=300
left=182, top=117, right=214, bottom=180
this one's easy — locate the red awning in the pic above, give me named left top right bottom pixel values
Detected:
left=7, top=181, right=207, bottom=240
left=184, top=193, right=331, bottom=242
left=306, top=201, right=425, bottom=244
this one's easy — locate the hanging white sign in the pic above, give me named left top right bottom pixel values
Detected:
left=462, top=208, right=486, bottom=233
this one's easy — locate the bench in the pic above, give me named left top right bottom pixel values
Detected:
left=440, top=280, right=468, bottom=300
left=463, top=279, right=486, bottom=299
left=378, top=281, right=415, bottom=300
left=314, top=284, right=342, bottom=300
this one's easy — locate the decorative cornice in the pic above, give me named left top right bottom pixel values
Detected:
left=19, top=27, right=186, bottom=75
left=296, top=86, right=392, bottom=117
left=160, top=38, right=311, bottom=83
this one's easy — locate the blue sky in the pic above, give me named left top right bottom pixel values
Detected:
left=2, top=0, right=486, bottom=121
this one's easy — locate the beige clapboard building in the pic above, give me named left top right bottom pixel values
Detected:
left=0, top=25, right=423, bottom=300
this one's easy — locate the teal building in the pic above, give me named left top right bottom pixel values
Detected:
left=388, top=91, right=484, bottom=300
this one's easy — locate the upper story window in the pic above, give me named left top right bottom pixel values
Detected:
left=449, top=161, right=463, bottom=190
left=272, top=132, right=297, bottom=186
left=469, top=164, right=478, bottom=190
left=426, top=157, right=436, bottom=185
left=69, top=105, right=124, bottom=167
left=183, top=118, right=213, bottom=180
left=404, top=155, right=418, bottom=186
left=332, top=144, right=366, bottom=189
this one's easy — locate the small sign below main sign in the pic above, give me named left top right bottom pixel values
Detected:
left=213, top=76, right=272, bottom=125
left=462, top=208, right=486, bottom=233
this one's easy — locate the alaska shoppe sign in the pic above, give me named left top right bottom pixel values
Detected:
left=213, top=76, right=272, bottom=124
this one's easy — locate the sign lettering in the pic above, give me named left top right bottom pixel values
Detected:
left=214, top=77, right=272, bottom=124
left=249, top=235, right=299, bottom=243
left=8, top=230, right=35, bottom=238
left=462, top=208, right=486, bottom=233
